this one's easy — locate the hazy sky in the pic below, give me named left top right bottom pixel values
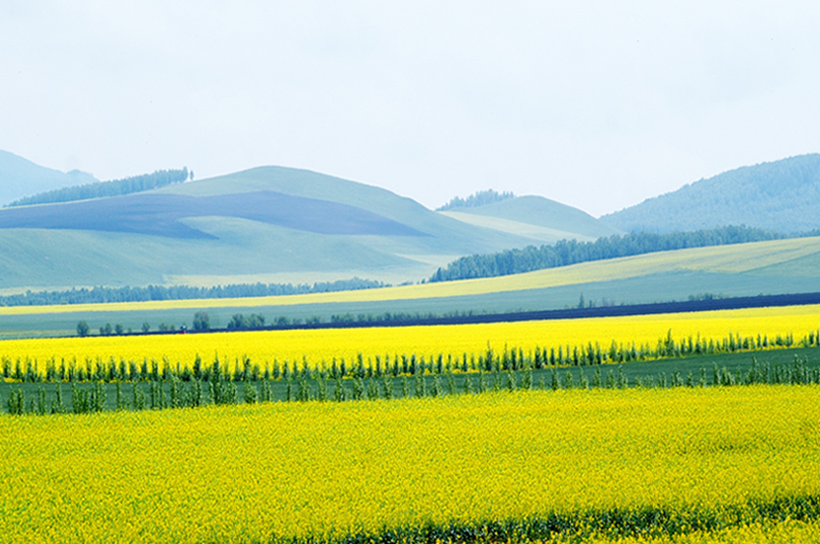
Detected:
left=2, top=1, right=820, bottom=217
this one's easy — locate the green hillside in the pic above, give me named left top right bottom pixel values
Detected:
left=9, top=157, right=814, bottom=302
left=0, top=150, right=98, bottom=206
left=0, top=166, right=559, bottom=291
left=2, top=237, right=819, bottom=339
left=601, top=154, right=820, bottom=233
left=157, top=167, right=549, bottom=254
left=440, top=195, right=622, bottom=243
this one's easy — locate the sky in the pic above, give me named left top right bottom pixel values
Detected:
left=2, top=1, right=820, bottom=217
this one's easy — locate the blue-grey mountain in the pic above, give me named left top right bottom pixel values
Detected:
left=0, top=150, right=98, bottom=205
left=601, top=154, right=820, bottom=234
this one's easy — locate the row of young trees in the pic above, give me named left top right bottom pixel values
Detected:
left=6, top=357, right=819, bottom=416
left=9, top=328, right=819, bottom=385
left=7, top=168, right=191, bottom=207
left=429, top=225, right=801, bottom=282
left=75, top=308, right=485, bottom=337
left=76, top=312, right=304, bottom=337
left=77, top=320, right=182, bottom=337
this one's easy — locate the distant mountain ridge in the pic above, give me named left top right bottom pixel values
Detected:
left=7, top=168, right=189, bottom=207
left=601, top=154, right=820, bottom=234
left=0, top=150, right=98, bottom=205
left=10, top=149, right=815, bottom=293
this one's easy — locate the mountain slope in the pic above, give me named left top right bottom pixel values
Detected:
left=601, top=154, right=820, bottom=234
left=0, top=166, right=555, bottom=290
left=0, top=191, right=425, bottom=239
left=0, top=150, right=98, bottom=205
left=440, top=195, right=622, bottom=243
left=157, top=166, right=554, bottom=257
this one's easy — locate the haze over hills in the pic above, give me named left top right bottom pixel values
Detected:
left=3, top=150, right=820, bottom=296
left=0, top=150, right=98, bottom=205
left=601, top=154, right=820, bottom=234
left=0, top=159, right=615, bottom=291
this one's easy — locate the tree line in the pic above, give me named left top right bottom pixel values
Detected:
left=6, top=168, right=191, bottom=207
left=4, top=343, right=819, bottom=416
left=429, top=225, right=811, bottom=282
left=0, top=277, right=385, bottom=307
left=13, top=326, right=819, bottom=387
left=73, top=293, right=820, bottom=339
left=437, top=189, right=516, bottom=211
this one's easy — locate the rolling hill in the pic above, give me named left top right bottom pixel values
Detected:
left=2, top=236, right=819, bottom=338
left=0, top=150, right=98, bottom=205
left=0, top=164, right=612, bottom=291
left=601, top=154, right=820, bottom=234
left=439, top=195, right=621, bottom=244
left=7, top=151, right=818, bottom=302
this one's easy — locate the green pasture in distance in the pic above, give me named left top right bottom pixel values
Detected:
left=1, top=268, right=818, bottom=340
left=0, top=220, right=432, bottom=289
left=1, top=346, right=817, bottom=413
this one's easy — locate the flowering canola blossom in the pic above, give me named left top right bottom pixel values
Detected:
left=0, top=386, right=818, bottom=543
left=1, top=304, right=819, bottom=376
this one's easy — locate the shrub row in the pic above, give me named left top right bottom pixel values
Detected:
left=5, top=357, right=819, bottom=416
left=4, top=330, right=816, bottom=385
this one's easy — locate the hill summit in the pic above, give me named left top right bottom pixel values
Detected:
left=601, top=154, right=820, bottom=234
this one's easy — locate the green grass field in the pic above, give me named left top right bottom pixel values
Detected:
left=440, top=210, right=600, bottom=244
left=1, top=236, right=819, bottom=339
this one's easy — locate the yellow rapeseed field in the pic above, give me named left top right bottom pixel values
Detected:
left=0, top=386, right=818, bottom=543
left=581, top=521, right=820, bottom=543
left=0, top=304, right=818, bottom=375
